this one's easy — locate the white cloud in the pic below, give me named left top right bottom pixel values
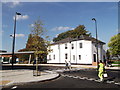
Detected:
left=10, top=34, right=25, bottom=38
left=55, top=34, right=59, bottom=37
left=1, top=0, right=119, bottom=2
left=13, top=0, right=20, bottom=6
left=52, top=26, right=74, bottom=31
left=2, top=0, right=21, bottom=8
left=30, top=24, right=34, bottom=27
left=13, top=15, right=29, bottom=21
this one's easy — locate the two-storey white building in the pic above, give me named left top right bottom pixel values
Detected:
left=47, top=35, right=106, bottom=66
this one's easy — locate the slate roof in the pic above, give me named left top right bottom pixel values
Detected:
left=51, top=35, right=105, bottom=45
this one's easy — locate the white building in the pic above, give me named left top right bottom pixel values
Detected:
left=47, top=35, right=106, bottom=66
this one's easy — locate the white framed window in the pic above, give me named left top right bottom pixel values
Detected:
left=73, top=55, right=75, bottom=60
left=65, top=53, right=68, bottom=59
left=65, top=44, right=67, bottom=49
left=79, top=55, right=81, bottom=60
left=53, top=54, right=55, bottom=60
left=79, top=43, right=82, bottom=48
left=72, top=43, right=74, bottom=49
left=49, top=55, right=51, bottom=60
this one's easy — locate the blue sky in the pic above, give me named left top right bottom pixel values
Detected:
left=1, top=1, right=118, bottom=52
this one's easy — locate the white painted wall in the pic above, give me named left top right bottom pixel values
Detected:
left=47, top=40, right=106, bottom=64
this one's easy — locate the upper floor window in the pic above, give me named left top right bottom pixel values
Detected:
left=71, top=44, right=74, bottom=49
left=65, top=44, right=67, bottom=49
left=79, top=43, right=82, bottom=48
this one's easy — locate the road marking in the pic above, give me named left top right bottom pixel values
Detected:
left=61, top=74, right=120, bottom=86
left=87, top=78, right=96, bottom=81
left=94, top=79, right=101, bottom=82
left=77, top=77, right=83, bottom=79
left=11, top=86, right=17, bottom=89
left=115, top=82, right=120, bottom=85
left=72, top=76, right=79, bottom=79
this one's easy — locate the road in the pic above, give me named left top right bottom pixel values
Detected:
left=2, top=68, right=120, bottom=89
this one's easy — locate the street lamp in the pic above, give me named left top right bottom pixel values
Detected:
left=92, top=18, right=99, bottom=65
left=11, top=12, right=21, bottom=69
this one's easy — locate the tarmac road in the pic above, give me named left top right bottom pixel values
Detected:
left=2, top=69, right=120, bottom=89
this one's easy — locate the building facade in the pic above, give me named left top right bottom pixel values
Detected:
left=47, top=36, right=106, bottom=66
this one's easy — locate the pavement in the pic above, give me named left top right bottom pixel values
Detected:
left=1, top=64, right=120, bottom=88
left=0, top=69, right=60, bottom=88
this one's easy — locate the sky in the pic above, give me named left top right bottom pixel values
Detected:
left=1, top=0, right=119, bottom=52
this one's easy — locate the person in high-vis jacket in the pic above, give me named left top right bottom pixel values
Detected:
left=98, top=60, right=105, bottom=82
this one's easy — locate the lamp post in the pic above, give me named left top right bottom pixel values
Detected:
left=92, top=18, right=99, bottom=65
left=11, top=12, right=21, bottom=69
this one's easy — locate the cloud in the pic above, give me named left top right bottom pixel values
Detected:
left=55, top=34, right=59, bottom=37
left=52, top=26, right=74, bottom=31
left=2, top=0, right=21, bottom=8
left=10, top=34, right=25, bottom=38
left=30, top=24, right=34, bottom=27
left=13, top=15, right=29, bottom=21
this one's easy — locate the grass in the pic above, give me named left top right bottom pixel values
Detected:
left=112, top=61, right=120, bottom=64
left=113, top=65, right=120, bottom=67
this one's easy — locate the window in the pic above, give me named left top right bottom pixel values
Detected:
left=65, top=44, right=67, bottom=49
left=65, top=53, right=68, bottom=59
left=73, top=55, right=75, bottom=60
left=79, top=43, right=82, bottom=48
left=93, top=54, right=96, bottom=62
left=72, top=44, right=74, bottom=49
left=53, top=55, right=55, bottom=60
left=49, top=55, right=51, bottom=60
left=79, top=55, right=81, bottom=60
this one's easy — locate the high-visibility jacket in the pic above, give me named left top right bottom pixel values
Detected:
left=98, top=63, right=104, bottom=71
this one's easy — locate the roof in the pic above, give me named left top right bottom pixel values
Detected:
left=0, top=51, right=35, bottom=55
left=51, top=35, right=106, bottom=45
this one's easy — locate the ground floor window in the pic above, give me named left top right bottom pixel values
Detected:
left=79, top=55, right=81, bottom=60
left=73, top=55, right=75, bottom=60
left=53, top=54, right=55, bottom=60
left=65, top=53, right=68, bottom=59
left=49, top=55, right=51, bottom=60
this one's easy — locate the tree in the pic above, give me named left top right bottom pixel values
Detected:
left=108, top=33, right=120, bottom=57
left=18, top=18, right=49, bottom=65
left=31, top=18, right=50, bottom=76
left=53, top=25, right=91, bottom=42
left=30, top=18, right=48, bottom=61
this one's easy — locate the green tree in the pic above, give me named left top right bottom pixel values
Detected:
left=108, top=33, right=120, bottom=56
left=30, top=18, right=48, bottom=61
left=18, top=18, right=49, bottom=64
left=53, top=25, right=91, bottom=42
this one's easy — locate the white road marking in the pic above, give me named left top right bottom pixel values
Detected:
left=61, top=74, right=120, bottom=85
left=11, top=86, right=17, bottom=89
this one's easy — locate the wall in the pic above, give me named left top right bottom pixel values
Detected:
left=47, top=40, right=93, bottom=64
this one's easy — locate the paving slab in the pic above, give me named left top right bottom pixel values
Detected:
left=0, top=69, right=59, bottom=87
